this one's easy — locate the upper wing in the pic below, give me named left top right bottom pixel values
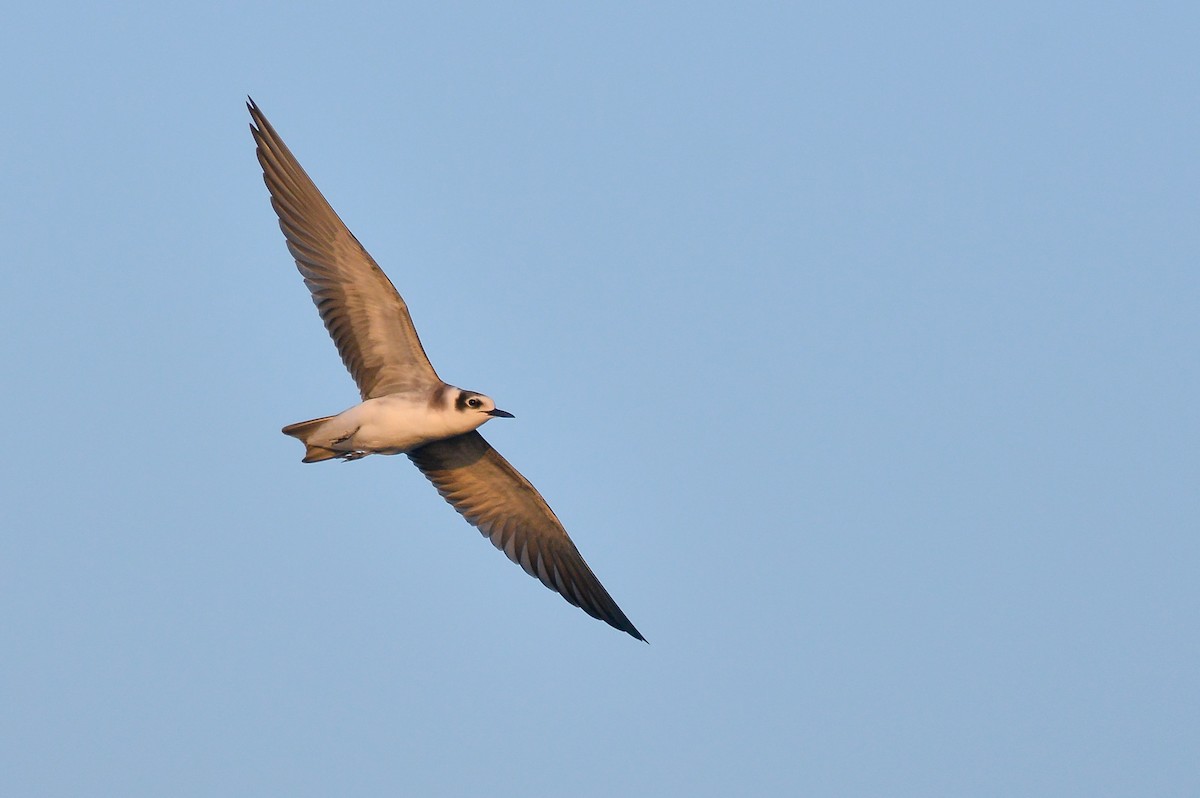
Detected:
left=408, top=432, right=645, bottom=641
left=248, top=99, right=440, bottom=398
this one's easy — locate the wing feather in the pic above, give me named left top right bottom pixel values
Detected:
left=408, top=432, right=645, bottom=641
left=248, top=99, right=440, bottom=398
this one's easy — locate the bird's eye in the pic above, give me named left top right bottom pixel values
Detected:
left=467, top=398, right=481, bottom=408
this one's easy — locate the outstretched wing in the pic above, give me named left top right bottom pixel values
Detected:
left=249, top=99, right=440, bottom=398
left=408, top=432, right=645, bottom=641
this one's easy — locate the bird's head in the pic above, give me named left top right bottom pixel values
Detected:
left=455, top=389, right=514, bottom=423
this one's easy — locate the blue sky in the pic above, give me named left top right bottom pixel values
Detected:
left=2, top=2, right=1197, bottom=795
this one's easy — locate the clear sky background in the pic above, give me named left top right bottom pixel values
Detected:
left=2, top=2, right=1197, bottom=795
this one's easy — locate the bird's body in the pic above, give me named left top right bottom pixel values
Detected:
left=248, top=99, right=643, bottom=640
left=283, top=386, right=512, bottom=462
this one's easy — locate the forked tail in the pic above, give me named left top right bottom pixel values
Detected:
left=281, top=416, right=339, bottom=463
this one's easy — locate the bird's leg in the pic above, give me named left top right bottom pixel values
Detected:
left=330, top=428, right=366, bottom=461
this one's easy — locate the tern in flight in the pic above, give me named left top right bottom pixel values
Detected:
left=248, top=100, right=643, bottom=641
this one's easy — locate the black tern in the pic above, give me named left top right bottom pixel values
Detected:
left=248, top=100, right=644, bottom=641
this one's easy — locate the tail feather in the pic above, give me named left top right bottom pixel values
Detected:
left=282, top=416, right=339, bottom=463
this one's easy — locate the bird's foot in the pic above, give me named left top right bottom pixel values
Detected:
left=340, top=451, right=370, bottom=462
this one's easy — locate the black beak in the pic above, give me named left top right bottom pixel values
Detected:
left=487, top=408, right=515, bottom=418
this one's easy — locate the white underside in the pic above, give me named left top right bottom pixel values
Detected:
left=309, top=393, right=490, bottom=455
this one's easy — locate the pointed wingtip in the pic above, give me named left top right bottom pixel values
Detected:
left=610, top=612, right=646, bottom=642
left=606, top=601, right=646, bottom=642
left=246, top=97, right=262, bottom=135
